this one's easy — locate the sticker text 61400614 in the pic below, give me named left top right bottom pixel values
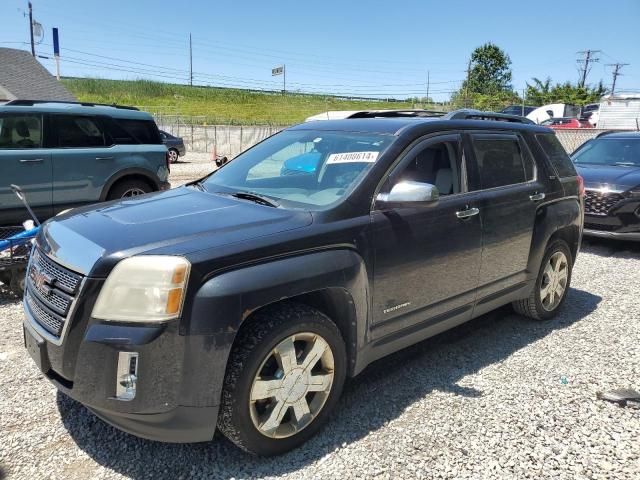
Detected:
left=326, top=151, right=379, bottom=164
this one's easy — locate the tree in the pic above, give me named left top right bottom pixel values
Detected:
left=464, top=43, right=513, bottom=95
left=525, top=77, right=607, bottom=106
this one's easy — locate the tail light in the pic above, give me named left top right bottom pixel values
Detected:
left=165, top=151, right=171, bottom=173
left=577, top=175, right=585, bottom=197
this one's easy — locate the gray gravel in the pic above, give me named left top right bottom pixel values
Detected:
left=1, top=235, right=639, bottom=479
left=169, top=152, right=218, bottom=187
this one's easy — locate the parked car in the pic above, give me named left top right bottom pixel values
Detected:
left=0, top=100, right=170, bottom=225
left=572, top=131, right=640, bottom=240
left=23, top=109, right=583, bottom=456
left=500, top=105, right=536, bottom=117
left=160, top=130, right=186, bottom=163
left=540, top=117, right=593, bottom=129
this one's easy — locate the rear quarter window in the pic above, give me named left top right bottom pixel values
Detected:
left=115, top=119, right=162, bottom=145
left=536, top=134, right=577, bottom=177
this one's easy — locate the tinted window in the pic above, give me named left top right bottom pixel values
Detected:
left=115, top=119, right=161, bottom=144
left=55, top=115, right=106, bottom=148
left=0, top=115, right=42, bottom=149
left=472, top=137, right=527, bottom=189
left=572, top=138, right=640, bottom=167
left=537, top=134, right=577, bottom=176
left=393, top=139, right=463, bottom=195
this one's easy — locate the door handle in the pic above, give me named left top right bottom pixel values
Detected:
left=19, top=158, right=44, bottom=163
left=96, top=156, right=114, bottom=161
left=456, top=207, right=480, bottom=219
left=529, top=192, right=546, bottom=202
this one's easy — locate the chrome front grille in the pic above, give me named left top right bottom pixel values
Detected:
left=25, top=290, right=64, bottom=336
left=25, top=249, right=84, bottom=340
left=584, top=190, right=624, bottom=216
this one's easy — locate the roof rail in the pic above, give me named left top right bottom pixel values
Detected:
left=348, top=109, right=447, bottom=119
left=4, top=99, right=139, bottom=111
left=444, top=109, right=534, bottom=124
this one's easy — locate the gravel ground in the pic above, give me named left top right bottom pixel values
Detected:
left=169, top=152, right=218, bottom=187
left=1, top=233, right=639, bottom=479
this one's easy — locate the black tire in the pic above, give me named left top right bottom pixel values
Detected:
left=218, top=302, right=347, bottom=456
left=107, top=179, right=152, bottom=200
left=168, top=148, right=180, bottom=164
left=512, top=239, right=573, bottom=321
left=9, top=267, right=26, bottom=296
left=0, top=271, right=11, bottom=287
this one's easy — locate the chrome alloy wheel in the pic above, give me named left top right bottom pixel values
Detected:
left=540, top=251, right=568, bottom=311
left=249, top=332, right=335, bottom=439
left=121, top=187, right=146, bottom=198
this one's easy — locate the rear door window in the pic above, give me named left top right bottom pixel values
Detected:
left=471, top=135, right=528, bottom=189
left=0, top=114, right=43, bottom=149
left=536, top=134, right=577, bottom=177
left=55, top=115, right=106, bottom=148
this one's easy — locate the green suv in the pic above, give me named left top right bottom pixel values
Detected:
left=0, top=100, right=170, bottom=225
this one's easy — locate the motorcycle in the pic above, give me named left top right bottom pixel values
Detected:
left=0, top=185, right=40, bottom=294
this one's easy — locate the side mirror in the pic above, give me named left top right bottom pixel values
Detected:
left=377, top=181, right=439, bottom=204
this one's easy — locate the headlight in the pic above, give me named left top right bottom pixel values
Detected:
left=92, top=256, right=190, bottom=322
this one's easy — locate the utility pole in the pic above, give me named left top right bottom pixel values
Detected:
left=189, top=33, right=193, bottom=86
left=577, top=50, right=601, bottom=88
left=464, top=59, right=472, bottom=108
left=426, top=70, right=430, bottom=106
left=283, top=64, right=286, bottom=95
left=28, top=2, right=35, bottom=56
left=606, top=62, right=629, bottom=96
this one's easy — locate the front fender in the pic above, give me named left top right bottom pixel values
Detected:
left=189, top=249, right=368, bottom=335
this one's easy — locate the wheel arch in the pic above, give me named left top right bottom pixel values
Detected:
left=527, top=197, right=582, bottom=275
left=188, top=249, right=369, bottom=377
left=99, top=168, right=161, bottom=201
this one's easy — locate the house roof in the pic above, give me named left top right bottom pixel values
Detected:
left=0, top=48, right=76, bottom=102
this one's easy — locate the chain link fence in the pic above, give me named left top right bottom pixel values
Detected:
left=155, top=112, right=619, bottom=158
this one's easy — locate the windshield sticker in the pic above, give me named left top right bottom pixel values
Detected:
left=326, top=151, right=379, bottom=164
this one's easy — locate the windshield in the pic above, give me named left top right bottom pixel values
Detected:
left=572, top=138, right=640, bottom=166
left=203, top=130, right=395, bottom=208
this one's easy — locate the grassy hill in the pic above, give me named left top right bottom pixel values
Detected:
left=62, top=78, right=430, bottom=126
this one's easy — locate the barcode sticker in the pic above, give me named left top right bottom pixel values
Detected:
left=326, top=151, right=379, bottom=164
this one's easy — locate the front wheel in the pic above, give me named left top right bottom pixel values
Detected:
left=218, top=303, right=347, bottom=456
left=513, top=239, right=573, bottom=320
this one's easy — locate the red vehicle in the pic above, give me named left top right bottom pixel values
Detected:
left=541, top=117, right=593, bottom=129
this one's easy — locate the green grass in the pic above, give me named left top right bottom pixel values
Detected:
left=62, top=78, right=437, bottom=125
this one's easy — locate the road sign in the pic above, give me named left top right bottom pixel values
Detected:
left=272, top=66, right=284, bottom=76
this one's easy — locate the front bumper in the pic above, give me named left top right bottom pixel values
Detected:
left=159, top=180, right=171, bottom=191
left=23, top=289, right=226, bottom=443
left=583, top=228, right=640, bottom=241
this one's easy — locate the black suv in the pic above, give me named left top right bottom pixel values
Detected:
left=22, top=110, right=583, bottom=456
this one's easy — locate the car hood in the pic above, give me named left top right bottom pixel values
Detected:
left=575, top=163, right=640, bottom=190
left=39, top=187, right=312, bottom=277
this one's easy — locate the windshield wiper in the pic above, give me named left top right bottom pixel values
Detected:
left=230, top=191, right=280, bottom=207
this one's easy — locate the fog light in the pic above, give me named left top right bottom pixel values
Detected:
left=115, top=352, right=138, bottom=401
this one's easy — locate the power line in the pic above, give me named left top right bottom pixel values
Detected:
left=577, top=50, right=601, bottom=87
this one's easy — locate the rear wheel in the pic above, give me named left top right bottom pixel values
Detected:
left=512, top=239, right=572, bottom=320
left=107, top=179, right=152, bottom=200
left=0, top=271, right=11, bottom=287
left=218, top=303, right=346, bottom=456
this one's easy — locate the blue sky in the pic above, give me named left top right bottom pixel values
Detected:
left=2, top=0, right=639, bottom=100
